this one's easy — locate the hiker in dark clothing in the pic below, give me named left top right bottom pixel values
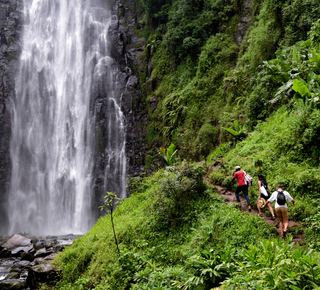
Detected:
left=256, top=174, right=275, bottom=220
left=232, top=166, right=251, bottom=212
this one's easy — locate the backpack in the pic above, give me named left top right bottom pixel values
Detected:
left=277, top=190, right=286, bottom=205
left=261, top=182, right=270, bottom=199
left=244, top=172, right=253, bottom=187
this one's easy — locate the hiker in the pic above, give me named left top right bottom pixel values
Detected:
left=262, top=184, right=295, bottom=238
left=256, top=174, right=275, bottom=220
left=232, top=166, right=251, bottom=211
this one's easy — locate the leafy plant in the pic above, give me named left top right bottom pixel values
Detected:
left=222, top=120, right=247, bottom=145
left=222, top=239, right=320, bottom=289
left=304, top=204, right=320, bottom=250
left=292, top=72, right=320, bottom=102
left=158, top=143, right=178, bottom=166
left=173, top=244, right=237, bottom=289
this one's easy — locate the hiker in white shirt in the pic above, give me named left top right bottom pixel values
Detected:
left=262, top=184, right=295, bottom=238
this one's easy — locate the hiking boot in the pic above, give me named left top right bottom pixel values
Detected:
left=271, top=216, right=275, bottom=221
left=238, top=202, right=241, bottom=208
left=248, top=205, right=251, bottom=212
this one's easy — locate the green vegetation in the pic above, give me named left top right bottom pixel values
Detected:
left=141, top=0, right=320, bottom=160
left=158, top=143, right=178, bottom=165
left=49, top=162, right=320, bottom=289
left=222, top=120, right=247, bottom=146
left=50, top=164, right=260, bottom=288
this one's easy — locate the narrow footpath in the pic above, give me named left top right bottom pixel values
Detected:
left=214, top=184, right=304, bottom=244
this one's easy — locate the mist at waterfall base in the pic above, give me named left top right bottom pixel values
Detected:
left=6, top=0, right=126, bottom=236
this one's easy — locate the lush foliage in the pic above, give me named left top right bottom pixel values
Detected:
left=48, top=162, right=320, bottom=289
left=246, top=20, right=320, bottom=124
left=222, top=120, right=247, bottom=146
left=143, top=0, right=320, bottom=160
left=50, top=163, right=298, bottom=290
left=158, top=143, right=178, bottom=165
left=223, top=239, right=320, bottom=289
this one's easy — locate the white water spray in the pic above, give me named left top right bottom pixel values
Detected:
left=8, top=0, right=126, bottom=235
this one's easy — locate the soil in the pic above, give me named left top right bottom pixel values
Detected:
left=213, top=184, right=304, bottom=244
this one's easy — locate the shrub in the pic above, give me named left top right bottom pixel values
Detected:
left=222, top=239, right=320, bottom=289
left=194, top=123, right=217, bottom=158
left=151, top=163, right=207, bottom=230
left=209, top=170, right=225, bottom=185
left=304, top=204, right=320, bottom=250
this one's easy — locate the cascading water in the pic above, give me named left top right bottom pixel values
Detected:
left=7, top=0, right=126, bottom=235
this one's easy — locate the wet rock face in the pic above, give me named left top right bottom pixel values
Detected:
left=110, top=0, right=148, bottom=179
left=0, top=234, right=79, bottom=289
left=235, top=0, right=252, bottom=45
left=114, top=0, right=148, bottom=179
left=0, top=0, right=22, bottom=235
left=92, top=0, right=148, bottom=213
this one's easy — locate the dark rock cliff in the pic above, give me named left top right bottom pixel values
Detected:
left=96, top=0, right=148, bottom=179
left=0, top=0, right=23, bottom=235
left=91, top=0, right=149, bottom=219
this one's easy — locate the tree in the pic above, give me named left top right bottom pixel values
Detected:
left=99, top=192, right=123, bottom=257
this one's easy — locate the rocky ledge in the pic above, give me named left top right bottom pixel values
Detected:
left=0, top=233, right=80, bottom=290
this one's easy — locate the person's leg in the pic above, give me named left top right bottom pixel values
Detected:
left=257, top=198, right=262, bottom=215
left=279, top=222, right=284, bottom=237
left=282, top=208, right=289, bottom=234
left=235, top=186, right=241, bottom=202
left=243, top=186, right=250, bottom=205
left=276, top=208, right=284, bottom=237
left=242, top=186, right=251, bottom=211
left=267, top=202, right=275, bottom=219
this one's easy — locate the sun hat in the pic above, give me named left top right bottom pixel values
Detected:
left=258, top=197, right=266, bottom=207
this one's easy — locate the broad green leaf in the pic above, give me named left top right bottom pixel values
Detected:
left=234, top=120, right=239, bottom=131
left=223, top=127, right=240, bottom=137
left=167, top=143, right=176, bottom=158
left=292, top=78, right=310, bottom=97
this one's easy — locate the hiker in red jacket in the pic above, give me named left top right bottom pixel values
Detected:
left=232, top=166, right=251, bottom=211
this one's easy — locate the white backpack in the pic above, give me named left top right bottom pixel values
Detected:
left=244, top=171, right=253, bottom=186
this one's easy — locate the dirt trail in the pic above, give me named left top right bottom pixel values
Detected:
left=214, top=184, right=304, bottom=244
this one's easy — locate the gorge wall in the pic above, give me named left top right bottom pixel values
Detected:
left=0, top=0, right=149, bottom=235
left=0, top=0, right=22, bottom=234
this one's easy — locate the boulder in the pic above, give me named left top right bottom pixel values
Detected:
left=33, top=253, right=57, bottom=265
left=27, top=261, right=61, bottom=288
left=34, top=247, right=54, bottom=258
left=126, top=75, right=139, bottom=91
left=11, top=245, right=34, bottom=257
left=20, top=252, right=34, bottom=262
left=0, top=279, right=27, bottom=290
left=2, top=235, right=32, bottom=250
left=149, top=98, right=157, bottom=111
left=11, top=260, right=30, bottom=268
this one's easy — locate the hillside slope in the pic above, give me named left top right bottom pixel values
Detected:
left=139, top=0, right=320, bottom=163
left=50, top=160, right=320, bottom=289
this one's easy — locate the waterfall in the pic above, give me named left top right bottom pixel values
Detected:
left=7, top=0, right=126, bottom=236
